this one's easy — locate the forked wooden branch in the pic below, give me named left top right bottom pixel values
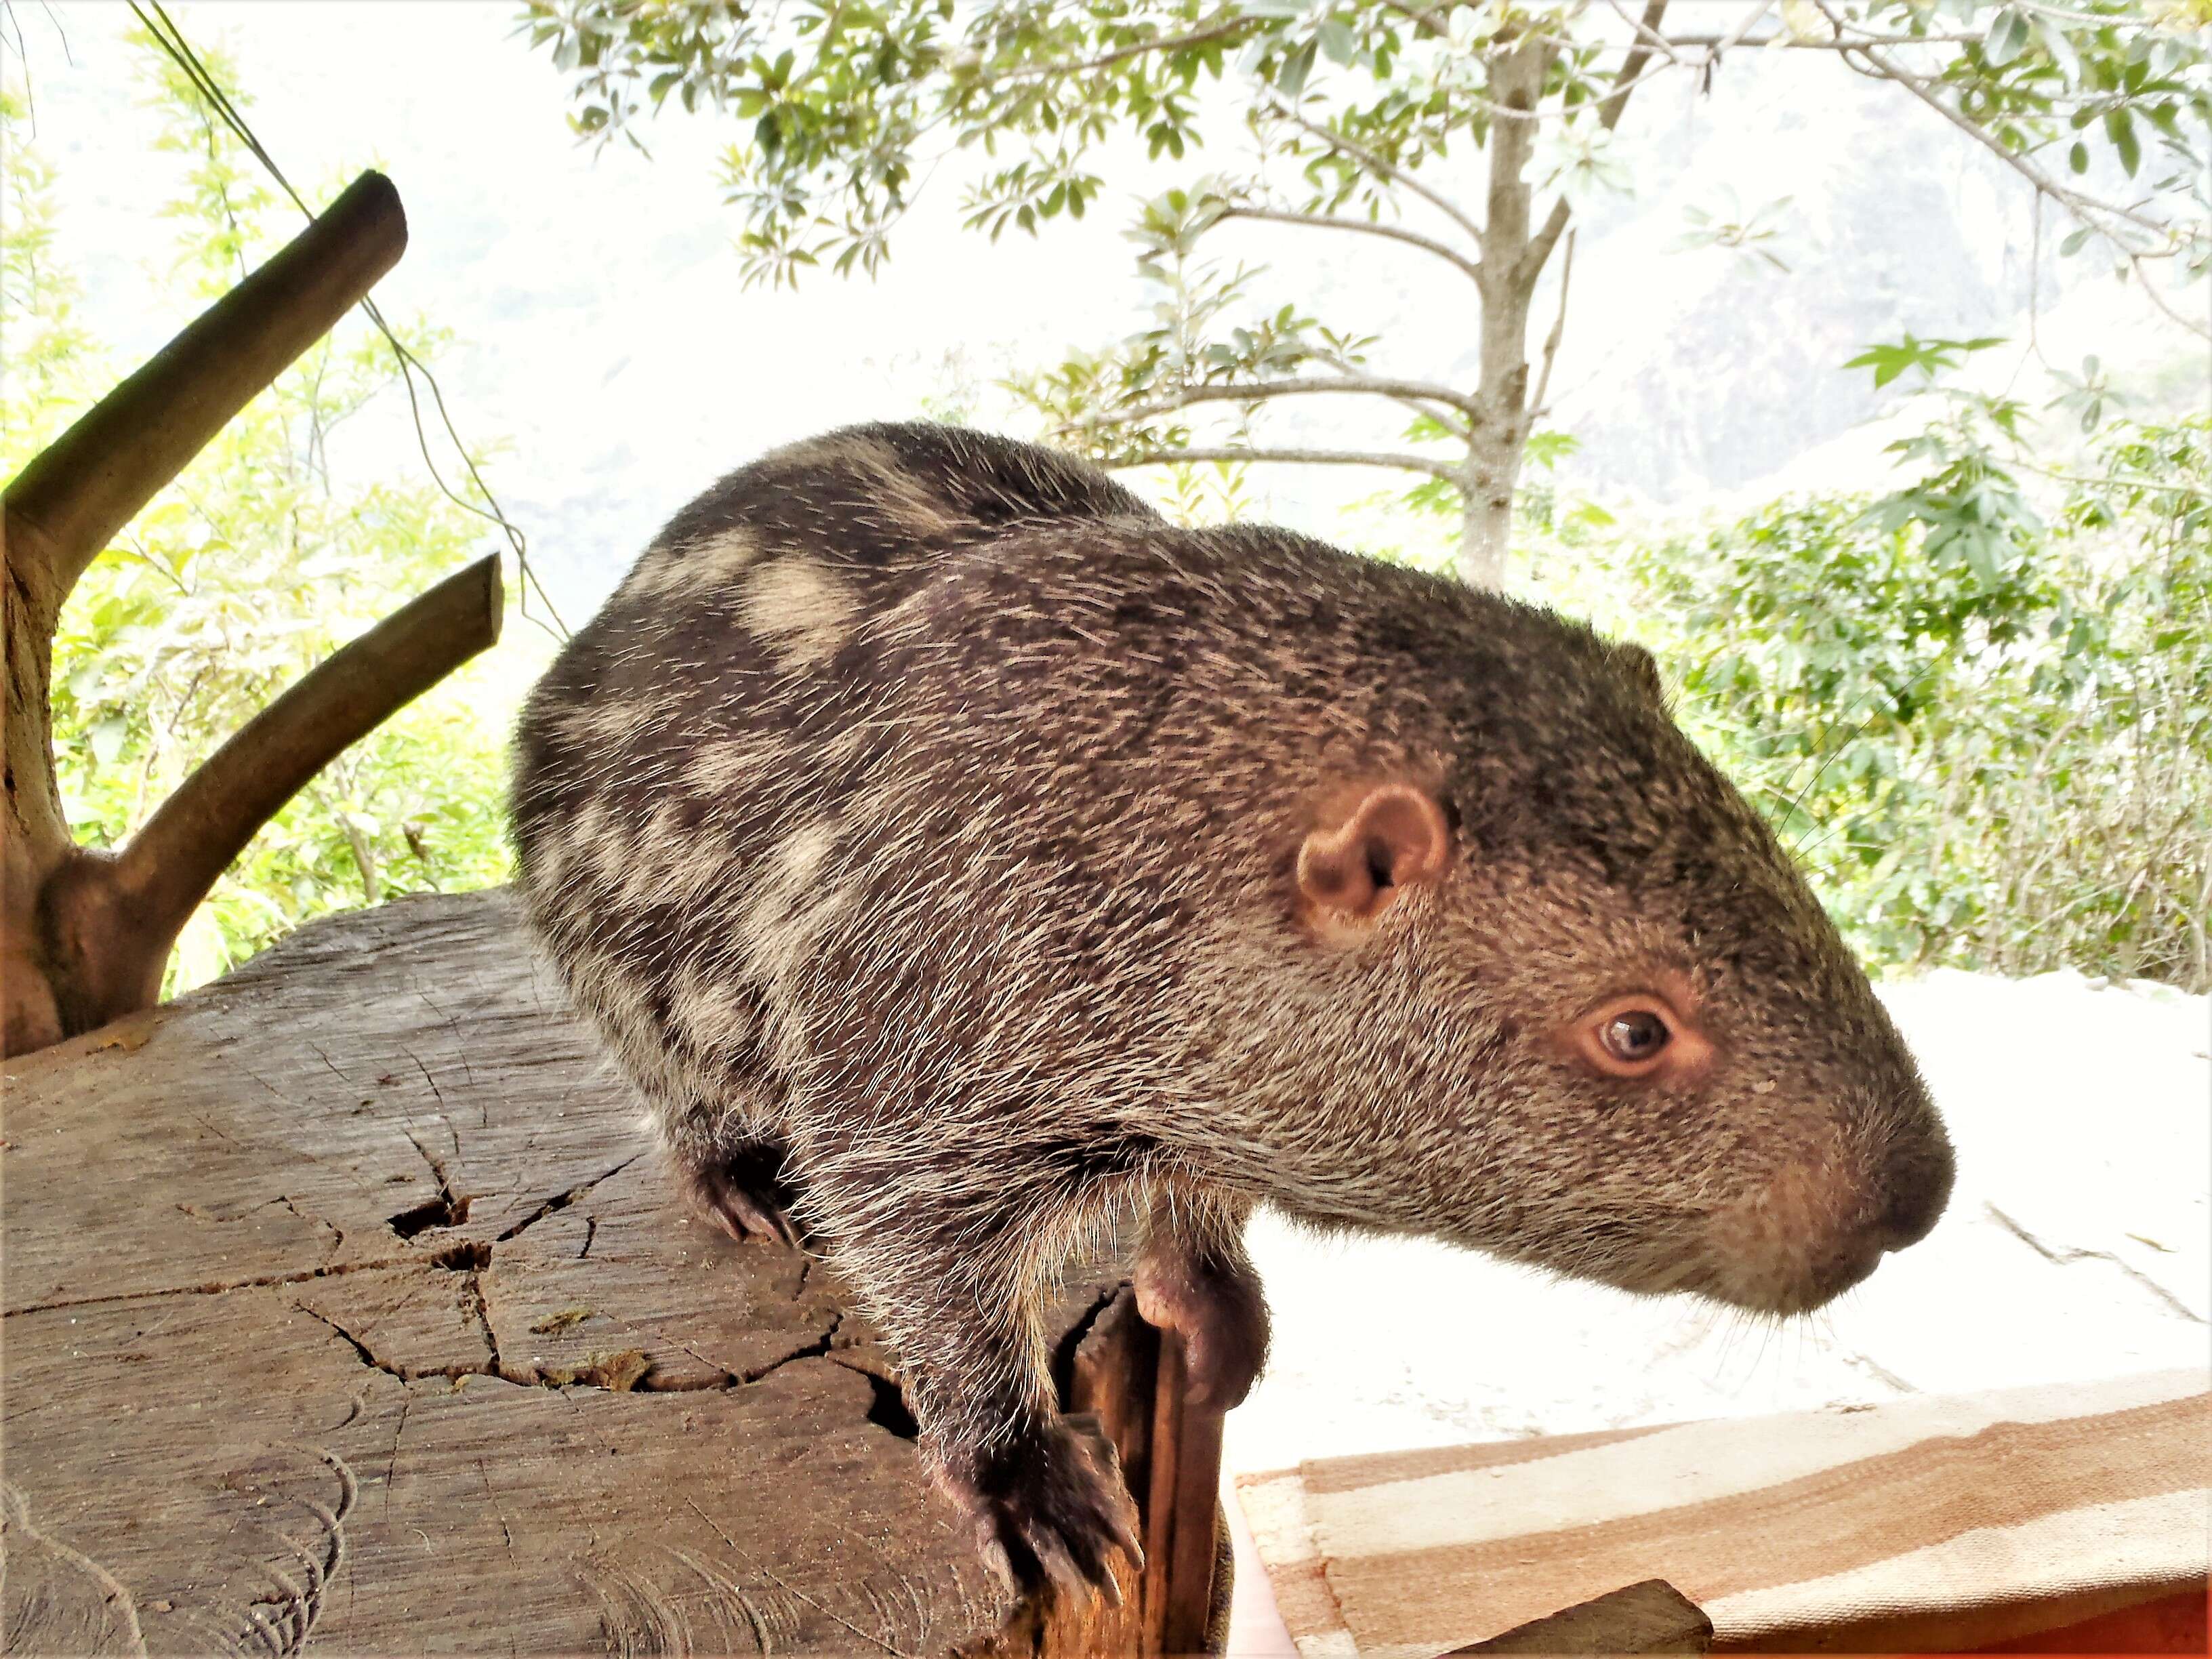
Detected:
left=35, top=556, right=503, bottom=1044
left=0, top=169, right=512, bottom=1059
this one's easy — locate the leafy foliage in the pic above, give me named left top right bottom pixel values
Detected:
left=519, top=1, right=2208, bottom=288
left=5, top=45, right=529, bottom=994
left=516, top=0, right=2209, bottom=581
left=1594, top=398, right=2211, bottom=991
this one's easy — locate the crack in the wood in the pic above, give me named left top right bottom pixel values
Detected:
left=295, top=1301, right=493, bottom=1385
left=496, top=1155, right=641, bottom=1244
left=1984, top=1202, right=2207, bottom=1324
left=401, top=1044, right=449, bottom=1115
left=5, top=1253, right=423, bottom=1317
left=292, top=1269, right=851, bottom=1398
left=384, top=1393, right=413, bottom=1516
left=579, top=1216, right=598, bottom=1260
left=298, top=1304, right=394, bottom=1376
left=467, top=1267, right=504, bottom=1378
left=305, top=1041, right=350, bottom=1084
left=851, top=1366, right=921, bottom=1441
left=476, top=1456, right=518, bottom=1578
left=276, top=1193, right=345, bottom=1258
left=392, top=1128, right=472, bottom=1237
left=1048, top=1281, right=1124, bottom=1400
left=737, top=1311, right=845, bottom=1385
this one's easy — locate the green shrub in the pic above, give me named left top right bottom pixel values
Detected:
left=1604, top=415, right=2210, bottom=991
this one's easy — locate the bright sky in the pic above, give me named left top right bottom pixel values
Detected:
left=25, top=2, right=1199, bottom=620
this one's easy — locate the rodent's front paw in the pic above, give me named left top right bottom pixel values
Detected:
left=1134, top=1250, right=1271, bottom=1410
left=942, top=1412, right=1142, bottom=1605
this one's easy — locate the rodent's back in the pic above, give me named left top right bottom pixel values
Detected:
left=508, top=424, right=1160, bottom=1130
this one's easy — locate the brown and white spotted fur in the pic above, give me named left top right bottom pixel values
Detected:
left=510, top=422, right=1953, bottom=1601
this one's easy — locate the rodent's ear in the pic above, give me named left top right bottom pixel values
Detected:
left=1296, top=783, right=1451, bottom=932
left=1618, top=643, right=1666, bottom=707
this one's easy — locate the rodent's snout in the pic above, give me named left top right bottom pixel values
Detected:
left=1872, top=1122, right=1955, bottom=1254
left=1697, top=1093, right=1955, bottom=1315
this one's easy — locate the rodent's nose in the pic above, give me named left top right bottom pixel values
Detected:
left=1875, top=1129, right=1955, bottom=1252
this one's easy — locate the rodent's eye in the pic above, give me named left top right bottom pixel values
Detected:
left=1599, top=1008, right=1671, bottom=1065
left=1559, top=985, right=1708, bottom=1083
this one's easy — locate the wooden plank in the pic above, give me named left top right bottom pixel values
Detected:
left=0, top=889, right=1157, bottom=1654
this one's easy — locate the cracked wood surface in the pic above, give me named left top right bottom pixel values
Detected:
left=0, top=889, right=1142, bottom=1656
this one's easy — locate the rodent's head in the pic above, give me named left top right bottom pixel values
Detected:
left=1205, top=586, right=1954, bottom=1318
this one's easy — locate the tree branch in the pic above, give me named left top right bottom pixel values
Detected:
left=1, top=171, right=406, bottom=626
left=1530, top=229, right=1577, bottom=420
left=1109, top=375, right=1481, bottom=426
left=1656, top=28, right=1985, bottom=47
left=987, top=9, right=1254, bottom=81
left=1830, top=28, right=2209, bottom=340
left=1216, top=204, right=1483, bottom=287
left=113, top=554, right=503, bottom=949
left=1374, top=0, right=1454, bottom=38
left=1267, top=96, right=1486, bottom=247
left=1598, top=0, right=1676, bottom=131
left=1523, top=0, right=1670, bottom=282
left=1105, top=445, right=1465, bottom=483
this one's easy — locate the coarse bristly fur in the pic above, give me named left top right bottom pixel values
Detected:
left=510, top=421, right=1955, bottom=1600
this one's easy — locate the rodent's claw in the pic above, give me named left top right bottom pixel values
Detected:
left=949, top=1412, right=1141, bottom=1607
left=684, top=1145, right=803, bottom=1248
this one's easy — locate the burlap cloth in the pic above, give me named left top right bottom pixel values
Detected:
left=1237, top=1368, right=2210, bottom=1655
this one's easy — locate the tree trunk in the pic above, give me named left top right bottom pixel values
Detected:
left=1454, top=36, right=1553, bottom=592
left=1455, top=451, right=1514, bottom=591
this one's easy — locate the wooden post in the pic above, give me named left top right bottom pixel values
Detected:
left=2, top=171, right=500, bottom=1057
left=1067, top=1288, right=1231, bottom=1654
left=1144, top=1332, right=1230, bottom=1652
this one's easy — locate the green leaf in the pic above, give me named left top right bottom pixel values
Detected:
left=1983, top=7, right=2030, bottom=68
left=2104, top=107, right=2139, bottom=177
left=2033, top=18, right=2080, bottom=84
left=88, top=715, right=129, bottom=767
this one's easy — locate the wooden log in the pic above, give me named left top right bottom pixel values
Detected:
left=0, top=889, right=1193, bottom=1654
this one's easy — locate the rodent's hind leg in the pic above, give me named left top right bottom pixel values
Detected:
left=806, top=1172, right=1141, bottom=1602
left=1134, top=1192, right=1271, bottom=1410
left=680, top=1140, right=804, bottom=1249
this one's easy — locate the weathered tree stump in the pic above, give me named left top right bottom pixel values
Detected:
left=1, top=890, right=1211, bottom=1654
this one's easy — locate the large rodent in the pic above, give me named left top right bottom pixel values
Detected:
left=511, top=422, right=1954, bottom=1600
